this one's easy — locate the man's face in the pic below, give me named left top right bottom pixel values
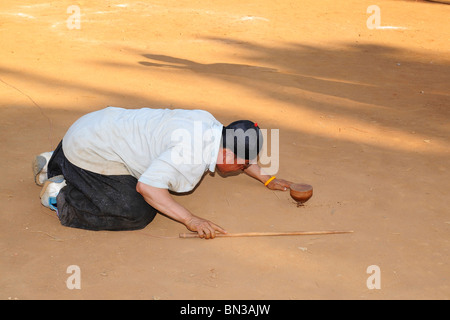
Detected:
left=216, top=149, right=251, bottom=174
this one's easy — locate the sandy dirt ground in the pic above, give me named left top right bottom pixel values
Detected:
left=0, top=0, right=449, bottom=300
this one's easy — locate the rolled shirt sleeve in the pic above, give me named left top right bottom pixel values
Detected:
left=138, top=149, right=208, bottom=193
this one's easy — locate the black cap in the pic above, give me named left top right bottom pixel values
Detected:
left=222, top=120, right=263, bottom=160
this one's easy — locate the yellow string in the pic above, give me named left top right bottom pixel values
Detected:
left=264, top=176, right=276, bottom=186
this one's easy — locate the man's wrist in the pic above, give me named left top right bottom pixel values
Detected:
left=264, top=176, right=276, bottom=186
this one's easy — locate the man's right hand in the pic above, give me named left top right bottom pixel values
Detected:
left=185, top=215, right=227, bottom=239
left=137, top=182, right=227, bottom=240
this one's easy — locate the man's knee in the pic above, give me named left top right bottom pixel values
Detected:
left=121, top=200, right=157, bottom=230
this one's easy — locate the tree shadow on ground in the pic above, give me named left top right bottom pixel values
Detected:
left=137, top=38, right=449, bottom=143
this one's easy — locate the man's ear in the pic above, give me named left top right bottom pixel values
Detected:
left=223, top=148, right=236, bottom=165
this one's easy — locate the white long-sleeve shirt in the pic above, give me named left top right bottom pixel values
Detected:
left=62, top=107, right=223, bottom=193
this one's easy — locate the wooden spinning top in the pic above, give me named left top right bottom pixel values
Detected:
left=290, top=183, right=313, bottom=207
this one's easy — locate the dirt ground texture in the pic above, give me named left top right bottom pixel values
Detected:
left=0, top=0, right=449, bottom=300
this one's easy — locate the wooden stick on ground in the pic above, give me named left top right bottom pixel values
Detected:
left=179, top=230, right=354, bottom=239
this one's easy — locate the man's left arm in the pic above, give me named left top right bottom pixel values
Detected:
left=243, top=164, right=293, bottom=191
